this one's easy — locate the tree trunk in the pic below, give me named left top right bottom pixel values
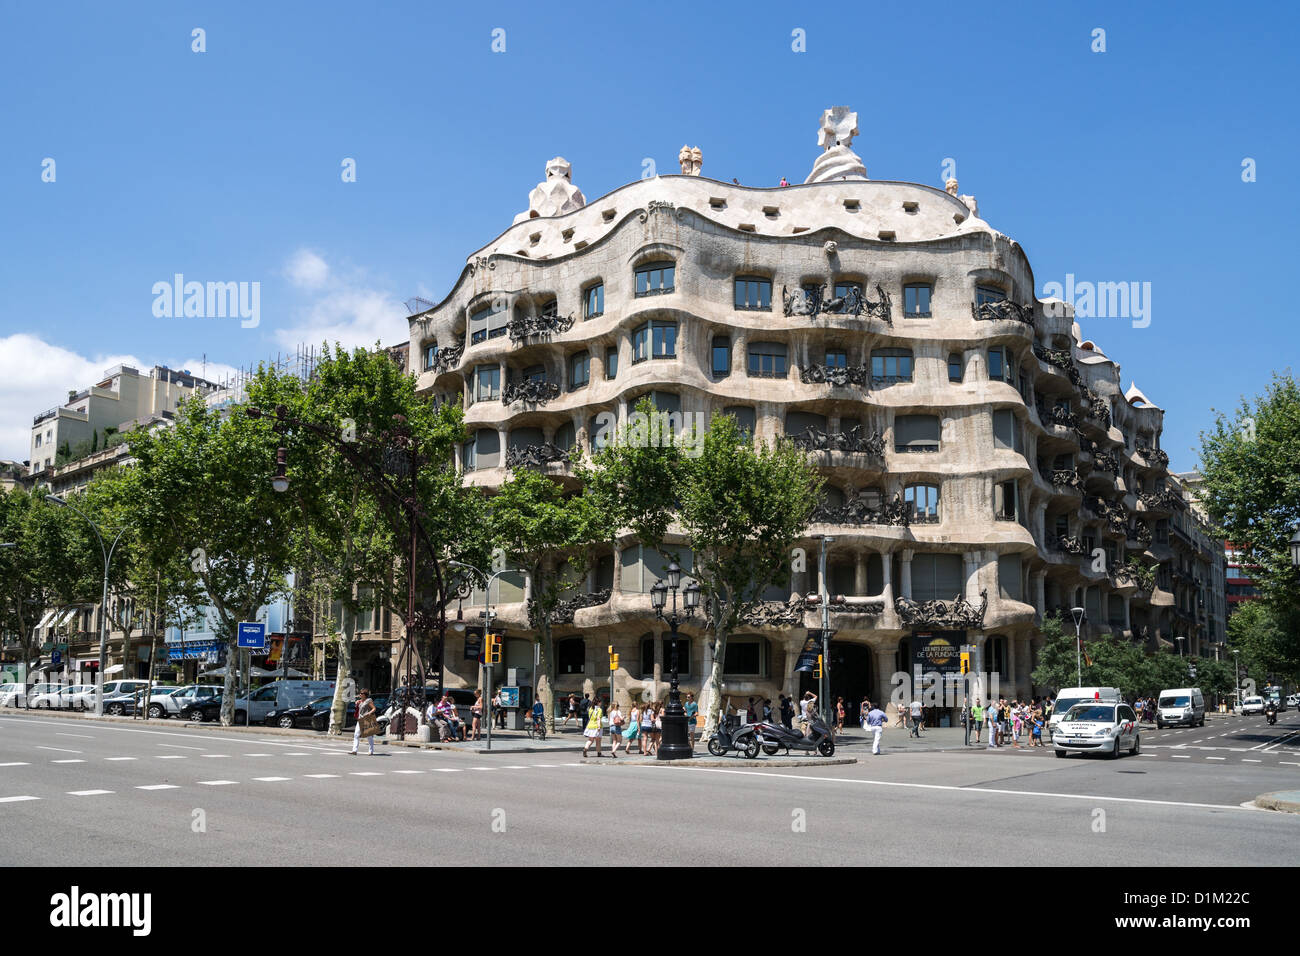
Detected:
left=328, top=613, right=356, bottom=734
left=700, top=608, right=732, bottom=737
left=538, top=623, right=555, bottom=734
left=220, top=636, right=237, bottom=726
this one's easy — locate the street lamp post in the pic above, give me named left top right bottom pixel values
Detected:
left=650, top=561, right=700, bottom=761
left=45, top=495, right=127, bottom=717
left=1231, top=648, right=1240, bottom=713
left=1070, top=607, right=1085, bottom=687
left=1175, top=635, right=1185, bottom=657
left=447, top=560, right=527, bottom=752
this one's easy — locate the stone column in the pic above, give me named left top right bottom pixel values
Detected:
left=854, top=552, right=868, bottom=596
left=1006, top=636, right=1019, bottom=699
left=874, top=644, right=896, bottom=718
left=899, top=549, right=914, bottom=600
left=1015, top=635, right=1030, bottom=695
left=965, top=552, right=981, bottom=603
left=1034, top=571, right=1047, bottom=616
left=880, top=552, right=893, bottom=601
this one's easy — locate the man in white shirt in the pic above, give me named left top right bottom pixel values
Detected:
left=908, top=699, right=924, bottom=738
left=800, top=692, right=817, bottom=737
left=865, top=704, right=888, bottom=755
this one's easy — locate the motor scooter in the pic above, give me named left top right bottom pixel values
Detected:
left=1266, top=703, right=1277, bottom=726
left=707, top=716, right=759, bottom=758
left=754, top=714, right=836, bottom=757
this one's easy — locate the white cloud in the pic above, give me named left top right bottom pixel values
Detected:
left=0, top=334, right=143, bottom=463
left=273, top=250, right=406, bottom=352
left=285, top=249, right=330, bottom=290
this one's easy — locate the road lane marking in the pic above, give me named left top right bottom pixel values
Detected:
left=51, top=759, right=84, bottom=764
left=36, top=746, right=81, bottom=754
left=391, top=770, right=425, bottom=774
left=198, top=780, right=238, bottom=786
left=200, top=754, right=228, bottom=758
left=244, top=754, right=272, bottom=757
left=156, top=755, right=186, bottom=760
left=662, top=767, right=1263, bottom=813
left=105, top=757, right=136, bottom=761
left=1206, top=757, right=1225, bottom=761
left=349, top=772, right=383, bottom=776
left=252, top=777, right=291, bottom=782
left=158, top=743, right=204, bottom=751
left=56, top=733, right=94, bottom=739
left=1243, top=759, right=1262, bottom=763
left=501, top=765, right=530, bottom=770
left=136, top=785, right=179, bottom=790
left=0, top=714, right=342, bottom=752
left=284, top=752, right=310, bottom=756
left=304, top=774, right=339, bottom=778
left=0, top=795, right=39, bottom=803
left=67, top=790, right=113, bottom=796
left=0, top=762, right=30, bottom=767
left=1171, top=755, right=1191, bottom=759
left=432, top=768, right=463, bottom=773
left=470, top=767, right=499, bottom=771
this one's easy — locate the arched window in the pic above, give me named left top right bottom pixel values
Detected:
left=894, top=415, right=940, bottom=453
left=635, top=261, right=675, bottom=297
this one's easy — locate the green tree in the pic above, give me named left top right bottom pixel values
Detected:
left=249, top=344, right=490, bottom=732
left=488, top=467, right=611, bottom=733
left=585, top=405, right=820, bottom=736
left=128, top=394, right=296, bottom=724
left=1198, top=372, right=1300, bottom=668
left=1226, top=599, right=1295, bottom=687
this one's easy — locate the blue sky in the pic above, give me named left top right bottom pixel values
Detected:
left=1, top=0, right=1295, bottom=469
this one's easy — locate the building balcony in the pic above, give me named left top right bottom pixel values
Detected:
left=797, top=364, right=870, bottom=388
left=971, top=300, right=1034, bottom=329
left=788, top=425, right=885, bottom=461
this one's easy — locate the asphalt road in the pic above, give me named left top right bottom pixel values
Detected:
left=2, top=711, right=1297, bottom=866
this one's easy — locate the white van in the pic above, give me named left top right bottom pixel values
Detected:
left=232, top=680, right=336, bottom=724
left=1048, top=687, right=1123, bottom=736
left=1157, top=687, right=1205, bottom=728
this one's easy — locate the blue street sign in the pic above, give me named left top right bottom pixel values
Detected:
left=237, top=622, right=266, bottom=649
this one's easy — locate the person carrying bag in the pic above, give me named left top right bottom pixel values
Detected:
left=351, top=688, right=378, bottom=756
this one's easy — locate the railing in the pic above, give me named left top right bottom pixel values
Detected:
left=788, top=425, right=885, bottom=458
left=502, top=379, right=560, bottom=406
left=971, top=300, right=1034, bottom=327
left=505, top=443, right=571, bottom=469
left=798, top=364, right=869, bottom=387
left=811, top=494, right=911, bottom=527
left=507, top=311, right=574, bottom=341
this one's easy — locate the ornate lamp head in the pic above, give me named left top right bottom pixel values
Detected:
left=666, top=561, right=682, bottom=591
left=683, top=580, right=701, bottom=612
left=650, top=581, right=668, bottom=612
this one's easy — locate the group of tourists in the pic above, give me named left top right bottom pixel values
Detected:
left=576, top=692, right=702, bottom=758
left=959, top=697, right=1051, bottom=749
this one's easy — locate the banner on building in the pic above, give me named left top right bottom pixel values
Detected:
left=793, top=630, right=831, bottom=673
left=911, top=631, right=965, bottom=676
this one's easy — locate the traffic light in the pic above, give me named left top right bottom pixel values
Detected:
left=960, top=652, right=971, bottom=675
left=487, top=632, right=502, bottom=664
left=610, top=653, right=620, bottom=671
left=814, top=654, right=823, bottom=679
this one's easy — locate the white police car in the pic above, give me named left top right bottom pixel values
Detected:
left=1052, top=697, right=1140, bottom=759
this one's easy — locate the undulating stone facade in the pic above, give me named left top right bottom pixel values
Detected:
left=409, top=109, right=1215, bottom=717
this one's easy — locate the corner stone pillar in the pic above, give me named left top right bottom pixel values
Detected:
left=854, top=553, right=868, bottom=596
left=1034, top=571, right=1047, bottom=616
left=874, top=644, right=896, bottom=717
left=899, top=549, right=914, bottom=600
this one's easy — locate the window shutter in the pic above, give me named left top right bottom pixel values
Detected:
left=993, top=410, right=1015, bottom=449
left=998, top=555, right=1022, bottom=601
left=475, top=429, right=500, bottom=468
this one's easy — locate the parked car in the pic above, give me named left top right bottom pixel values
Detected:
left=266, top=694, right=334, bottom=729
left=230, top=680, right=336, bottom=724
left=1156, top=687, right=1206, bottom=728
left=68, top=679, right=153, bottom=711
left=0, top=682, right=28, bottom=707
left=30, top=684, right=97, bottom=709
left=178, top=698, right=223, bottom=723
left=1241, top=696, right=1266, bottom=715
left=161, top=685, right=222, bottom=717
left=102, top=692, right=143, bottom=717
left=24, top=682, right=63, bottom=705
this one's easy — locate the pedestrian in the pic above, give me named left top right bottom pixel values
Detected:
left=972, top=698, right=984, bottom=743
left=492, top=688, right=505, bottom=729
left=908, top=698, right=923, bottom=738
left=582, top=696, right=604, bottom=758
left=652, top=703, right=664, bottom=752
left=987, top=700, right=1001, bottom=748
left=625, top=703, right=642, bottom=754
left=780, top=694, right=794, bottom=729
left=564, top=693, right=578, bottom=727
left=865, top=702, right=888, bottom=755
left=746, top=697, right=757, bottom=724
left=800, top=691, right=817, bottom=736
left=960, top=697, right=972, bottom=746
left=350, top=688, right=376, bottom=756
left=835, top=697, right=845, bottom=736
left=577, top=693, right=591, bottom=729
left=609, top=700, right=624, bottom=756
left=426, top=697, right=448, bottom=741
left=895, top=702, right=908, bottom=729
left=1031, top=710, right=1044, bottom=747
left=470, top=689, right=483, bottom=741
left=684, top=692, right=698, bottom=748
left=859, top=696, right=872, bottom=731
left=762, top=698, right=773, bottom=724
left=779, top=176, right=789, bottom=186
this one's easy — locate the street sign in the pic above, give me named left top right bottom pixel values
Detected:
left=237, top=622, right=266, bottom=649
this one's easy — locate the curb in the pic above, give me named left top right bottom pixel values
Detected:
left=1253, top=791, right=1300, bottom=814
left=580, top=755, right=858, bottom=768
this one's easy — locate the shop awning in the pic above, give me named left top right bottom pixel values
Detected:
left=104, top=664, right=124, bottom=675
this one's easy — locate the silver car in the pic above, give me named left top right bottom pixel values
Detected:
left=1053, top=701, right=1141, bottom=759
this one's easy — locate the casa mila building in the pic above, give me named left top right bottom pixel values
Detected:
left=409, top=108, right=1206, bottom=719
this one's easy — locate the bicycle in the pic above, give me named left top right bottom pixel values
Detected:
left=525, top=713, right=547, bottom=741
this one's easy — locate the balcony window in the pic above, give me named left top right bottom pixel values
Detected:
left=555, top=421, right=577, bottom=452
left=871, top=348, right=913, bottom=385
left=831, top=282, right=863, bottom=313
left=825, top=349, right=848, bottom=368
left=523, top=364, right=546, bottom=384
left=465, top=429, right=499, bottom=470
left=904, top=283, right=932, bottom=318
left=605, top=347, right=618, bottom=380
left=635, top=261, right=675, bottom=297
left=712, top=336, right=731, bottom=377
left=988, top=346, right=1017, bottom=384
left=422, top=343, right=437, bottom=371
left=992, top=409, right=1022, bottom=452
left=905, top=484, right=941, bottom=523
left=722, top=405, right=756, bottom=440
left=948, top=352, right=963, bottom=383
left=557, top=638, right=585, bottom=675
left=723, top=637, right=769, bottom=678
left=1055, top=514, right=1070, bottom=538
left=995, top=480, right=1019, bottom=521
left=910, top=553, right=964, bottom=603
left=632, top=321, right=677, bottom=362
left=976, top=285, right=1006, bottom=306
left=734, top=277, right=772, bottom=311
left=469, top=302, right=507, bottom=343
left=472, top=365, right=500, bottom=403
left=569, top=351, right=590, bottom=390
left=747, top=342, right=788, bottom=378
left=583, top=283, right=604, bottom=319
left=894, top=414, right=940, bottom=453
left=999, top=555, right=1023, bottom=601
